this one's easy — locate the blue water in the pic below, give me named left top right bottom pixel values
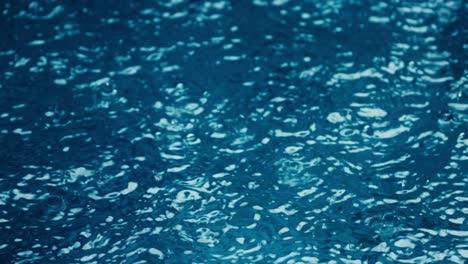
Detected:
left=1, top=0, right=467, bottom=263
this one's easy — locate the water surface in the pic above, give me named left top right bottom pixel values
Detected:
left=0, top=0, right=467, bottom=263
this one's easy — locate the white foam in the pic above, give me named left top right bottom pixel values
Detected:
left=272, top=0, right=290, bottom=6
left=394, top=239, right=415, bottom=248
left=175, top=190, right=201, bottom=203
left=211, top=132, right=227, bottom=138
left=102, top=160, right=114, bottom=167
left=147, top=187, right=161, bottom=194
left=213, top=172, right=229, bottom=179
left=371, top=242, right=390, bottom=252
left=13, top=128, right=32, bottom=135
left=153, top=101, right=163, bottom=109
left=358, top=107, right=387, bottom=118
left=69, top=167, right=94, bottom=182
left=224, top=55, right=242, bottom=61
left=448, top=103, right=468, bottom=111
left=269, top=204, right=298, bottom=216
left=29, top=39, right=45, bottom=46
left=327, top=112, right=346, bottom=123
left=458, top=249, right=468, bottom=259
left=225, top=164, right=236, bottom=171
left=121, top=182, right=138, bottom=195
left=167, top=164, right=190, bottom=173
left=333, top=68, right=383, bottom=81
left=160, top=152, right=184, bottom=160
left=271, top=97, right=287, bottom=103
left=297, top=187, right=318, bottom=197
left=369, top=16, right=390, bottom=24
left=274, top=129, right=310, bottom=137
left=54, top=79, right=67, bottom=85
left=374, top=126, right=409, bottom=139
left=118, top=66, right=141, bottom=75
left=90, top=77, right=110, bottom=87
left=236, top=237, right=245, bottom=244
left=15, top=58, right=30, bottom=67
left=148, top=248, right=164, bottom=259
left=284, top=146, right=303, bottom=154
left=296, top=221, right=307, bottom=231
left=299, top=65, right=322, bottom=79
left=80, top=253, right=97, bottom=262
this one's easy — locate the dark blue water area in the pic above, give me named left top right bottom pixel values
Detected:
left=0, top=0, right=467, bottom=263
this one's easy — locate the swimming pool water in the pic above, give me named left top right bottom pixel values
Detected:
left=0, top=0, right=467, bottom=263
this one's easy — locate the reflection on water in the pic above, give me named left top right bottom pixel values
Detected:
left=0, top=0, right=467, bottom=263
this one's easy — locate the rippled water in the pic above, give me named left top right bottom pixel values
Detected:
left=1, top=0, right=467, bottom=263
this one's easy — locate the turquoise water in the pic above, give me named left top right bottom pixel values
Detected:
left=0, top=0, right=467, bottom=263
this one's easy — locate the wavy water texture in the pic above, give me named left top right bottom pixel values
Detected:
left=0, top=0, right=467, bottom=263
